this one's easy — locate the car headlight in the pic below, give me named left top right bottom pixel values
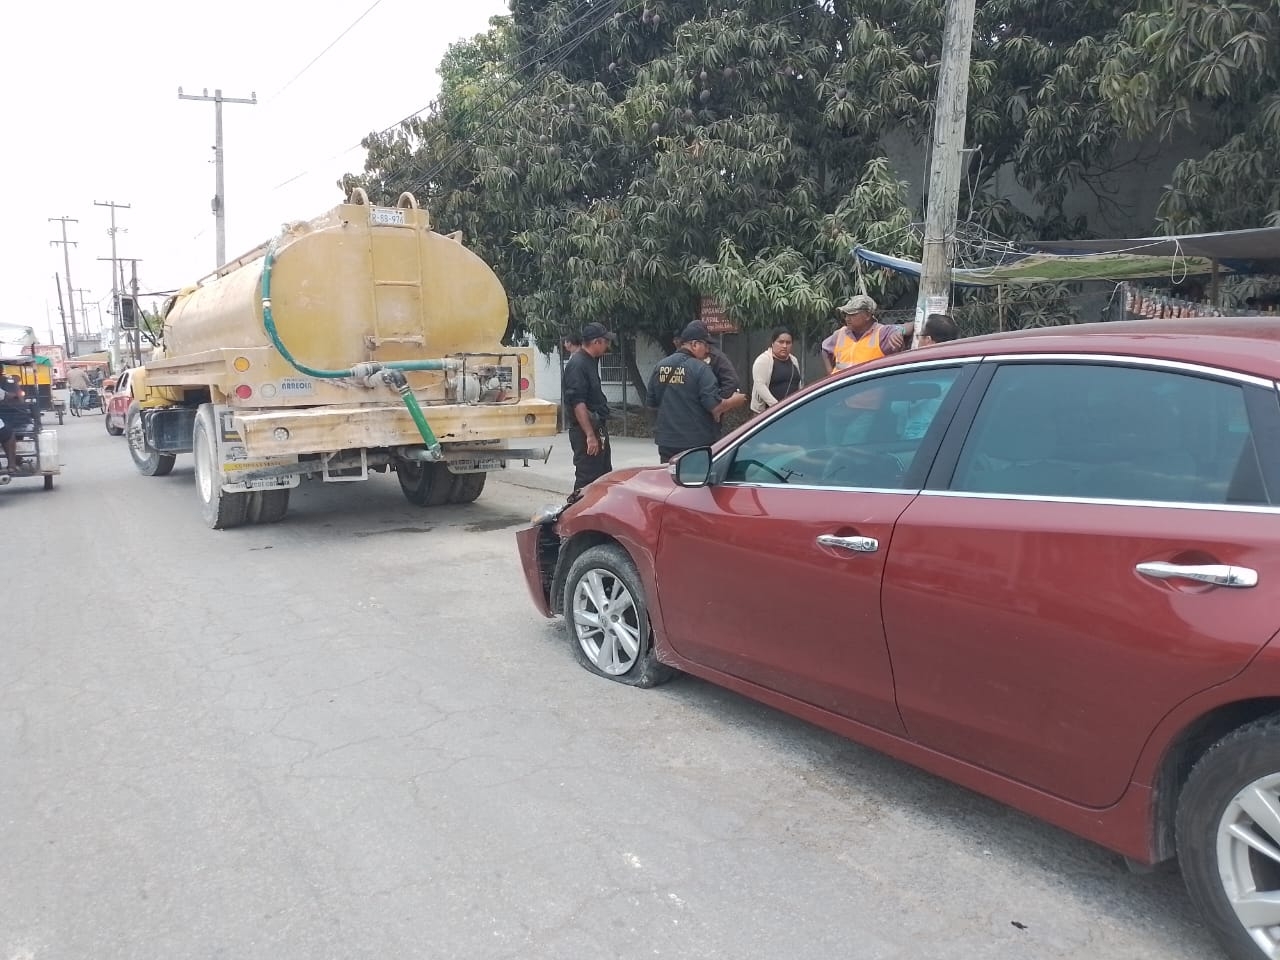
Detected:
left=530, top=503, right=566, bottom=525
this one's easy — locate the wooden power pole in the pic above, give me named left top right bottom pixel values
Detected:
left=48, top=216, right=80, bottom=343
left=913, top=0, right=978, bottom=344
left=178, top=86, right=257, bottom=268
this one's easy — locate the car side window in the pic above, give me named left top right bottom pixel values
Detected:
left=725, top=367, right=963, bottom=489
left=950, top=363, right=1272, bottom=505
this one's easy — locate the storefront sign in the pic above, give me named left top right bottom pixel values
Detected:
left=698, top=296, right=740, bottom=335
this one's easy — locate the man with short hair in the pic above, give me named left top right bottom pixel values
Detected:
left=67, top=364, right=92, bottom=410
left=672, top=326, right=743, bottom=437
left=647, top=322, right=745, bottom=463
left=918, top=313, right=959, bottom=347
left=563, top=322, right=614, bottom=498
left=901, top=314, right=961, bottom=440
left=821, top=294, right=904, bottom=374
left=562, top=333, right=582, bottom=356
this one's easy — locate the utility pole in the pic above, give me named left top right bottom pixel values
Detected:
left=53, top=275, right=72, bottom=355
left=178, top=86, right=257, bottom=268
left=98, top=256, right=145, bottom=367
left=48, top=216, right=80, bottom=343
left=95, top=200, right=131, bottom=370
left=73, top=288, right=93, bottom=335
left=913, top=0, right=979, bottom=345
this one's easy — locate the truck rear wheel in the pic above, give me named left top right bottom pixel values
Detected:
left=397, top=459, right=455, bottom=507
left=449, top=472, right=487, bottom=504
left=194, top=408, right=248, bottom=530
left=127, top=402, right=176, bottom=477
left=246, top=489, right=290, bottom=524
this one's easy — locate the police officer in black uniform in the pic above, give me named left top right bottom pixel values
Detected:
left=563, top=322, right=615, bottom=498
left=647, top=322, right=745, bottom=463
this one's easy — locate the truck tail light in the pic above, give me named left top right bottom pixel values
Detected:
left=520, top=377, right=530, bottom=391
left=234, top=384, right=253, bottom=400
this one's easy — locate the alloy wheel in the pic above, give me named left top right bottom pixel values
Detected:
left=1217, top=772, right=1280, bottom=954
left=571, top=568, right=642, bottom=676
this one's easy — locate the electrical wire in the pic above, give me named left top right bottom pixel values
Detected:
left=401, top=0, right=638, bottom=194
left=269, top=0, right=620, bottom=193
left=264, top=0, right=390, bottom=105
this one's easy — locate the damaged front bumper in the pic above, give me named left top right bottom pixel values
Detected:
left=515, top=504, right=567, bottom=618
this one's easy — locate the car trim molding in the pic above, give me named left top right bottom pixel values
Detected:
left=982, top=352, right=1276, bottom=389
left=718, top=482, right=916, bottom=495
left=919, top=489, right=1280, bottom=514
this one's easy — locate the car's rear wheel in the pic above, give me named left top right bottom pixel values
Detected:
left=1177, top=715, right=1280, bottom=960
left=562, top=544, right=675, bottom=688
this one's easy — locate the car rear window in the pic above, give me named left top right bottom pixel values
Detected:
left=950, top=363, right=1271, bottom=506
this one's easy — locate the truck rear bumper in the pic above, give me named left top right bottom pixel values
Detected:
left=234, top=400, right=558, bottom=457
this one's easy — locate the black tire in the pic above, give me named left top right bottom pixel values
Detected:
left=56, top=412, right=64, bottom=425
left=449, top=471, right=487, bottom=504
left=246, top=489, right=290, bottom=524
left=561, top=544, right=676, bottom=688
left=126, top=402, right=176, bottom=477
left=105, top=410, right=124, bottom=436
left=43, top=474, right=53, bottom=491
left=397, top=459, right=455, bottom=507
left=1177, top=714, right=1280, bottom=960
left=193, top=408, right=248, bottom=530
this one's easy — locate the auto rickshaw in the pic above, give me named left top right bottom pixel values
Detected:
left=2, top=356, right=64, bottom=424
left=0, top=372, right=59, bottom=490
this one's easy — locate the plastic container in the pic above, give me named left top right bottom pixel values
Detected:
left=37, top=429, right=58, bottom=474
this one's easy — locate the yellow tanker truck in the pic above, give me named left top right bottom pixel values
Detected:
left=126, top=189, right=557, bottom=529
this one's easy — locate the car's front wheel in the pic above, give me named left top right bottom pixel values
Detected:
left=562, top=544, right=675, bottom=688
left=1178, top=715, right=1280, bottom=960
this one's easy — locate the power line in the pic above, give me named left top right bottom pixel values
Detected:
left=268, top=0, right=625, bottom=195
left=404, top=0, right=638, bottom=196
left=264, top=0, right=390, bottom=105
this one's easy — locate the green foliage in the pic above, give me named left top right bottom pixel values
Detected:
left=1102, top=0, right=1280, bottom=230
left=345, top=0, right=1280, bottom=379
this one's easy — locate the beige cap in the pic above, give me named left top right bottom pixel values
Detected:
left=838, top=294, right=878, bottom=314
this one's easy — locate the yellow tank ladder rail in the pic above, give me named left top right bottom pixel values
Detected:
left=358, top=190, right=427, bottom=355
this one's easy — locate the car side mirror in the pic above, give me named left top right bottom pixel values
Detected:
left=671, top=447, right=713, bottom=487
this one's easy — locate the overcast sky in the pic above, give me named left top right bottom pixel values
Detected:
left=1, top=0, right=508, bottom=347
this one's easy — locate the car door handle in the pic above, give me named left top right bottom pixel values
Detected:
left=817, top=534, right=879, bottom=554
left=1135, top=561, right=1258, bottom=588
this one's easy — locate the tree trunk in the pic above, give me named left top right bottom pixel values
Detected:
left=623, top=341, right=648, bottom=407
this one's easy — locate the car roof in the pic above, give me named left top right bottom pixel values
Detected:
left=896, top=317, right=1280, bottom=381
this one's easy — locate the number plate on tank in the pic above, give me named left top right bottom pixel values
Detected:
left=370, top=207, right=406, bottom=226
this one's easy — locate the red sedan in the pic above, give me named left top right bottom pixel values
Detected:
left=103, top=368, right=136, bottom=437
left=517, top=318, right=1280, bottom=960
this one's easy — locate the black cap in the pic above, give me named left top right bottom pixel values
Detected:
left=679, top=321, right=711, bottom=344
left=581, top=322, right=615, bottom=343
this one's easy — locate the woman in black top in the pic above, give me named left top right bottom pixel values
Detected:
left=750, top=327, right=803, bottom=414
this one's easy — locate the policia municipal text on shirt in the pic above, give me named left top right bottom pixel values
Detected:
left=647, top=322, right=746, bottom=463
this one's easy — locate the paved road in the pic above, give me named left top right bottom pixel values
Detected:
left=3, top=416, right=1219, bottom=959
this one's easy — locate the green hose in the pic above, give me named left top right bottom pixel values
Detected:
left=398, top=386, right=440, bottom=449
left=259, top=240, right=444, bottom=453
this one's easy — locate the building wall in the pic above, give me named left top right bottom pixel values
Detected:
left=880, top=127, right=1208, bottom=236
